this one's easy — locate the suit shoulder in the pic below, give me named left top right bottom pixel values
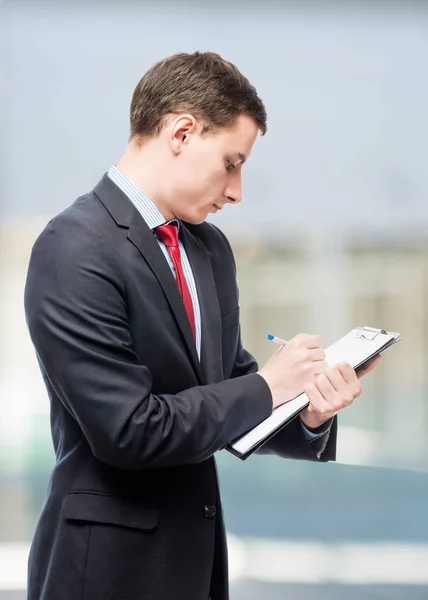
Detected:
left=30, top=191, right=113, bottom=266
left=45, top=190, right=104, bottom=231
left=34, top=191, right=105, bottom=244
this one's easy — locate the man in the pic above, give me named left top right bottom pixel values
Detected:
left=24, top=51, right=380, bottom=600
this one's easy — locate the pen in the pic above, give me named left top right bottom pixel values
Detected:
left=267, top=334, right=288, bottom=346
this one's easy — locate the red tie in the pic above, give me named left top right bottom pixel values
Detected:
left=155, top=223, right=196, bottom=341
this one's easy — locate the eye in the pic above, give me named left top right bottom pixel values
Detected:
left=226, top=160, right=236, bottom=172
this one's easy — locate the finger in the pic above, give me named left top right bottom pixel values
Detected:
left=322, top=365, right=346, bottom=392
left=292, top=333, right=320, bottom=349
left=310, top=360, right=328, bottom=377
left=336, top=361, right=357, bottom=385
left=304, top=383, right=335, bottom=421
left=357, top=354, right=382, bottom=379
left=318, top=369, right=359, bottom=410
left=304, top=382, right=327, bottom=410
left=334, top=363, right=361, bottom=403
left=308, top=348, right=326, bottom=362
left=314, top=373, right=338, bottom=405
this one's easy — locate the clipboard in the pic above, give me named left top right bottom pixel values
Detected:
left=226, top=326, right=402, bottom=460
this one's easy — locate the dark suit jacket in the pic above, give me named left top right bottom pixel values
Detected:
left=24, top=174, right=337, bottom=600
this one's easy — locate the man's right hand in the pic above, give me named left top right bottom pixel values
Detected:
left=257, top=334, right=326, bottom=410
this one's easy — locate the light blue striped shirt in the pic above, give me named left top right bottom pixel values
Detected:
left=107, top=165, right=202, bottom=359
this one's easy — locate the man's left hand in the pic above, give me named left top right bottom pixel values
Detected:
left=300, top=354, right=382, bottom=430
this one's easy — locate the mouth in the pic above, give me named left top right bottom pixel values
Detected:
left=213, top=203, right=223, bottom=211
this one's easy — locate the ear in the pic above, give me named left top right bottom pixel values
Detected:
left=170, top=114, right=198, bottom=154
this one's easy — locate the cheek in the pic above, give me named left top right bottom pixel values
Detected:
left=178, top=153, right=227, bottom=203
left=189, top=172, right=226, bottom=204
left=205, top=167, right=228, bottom=195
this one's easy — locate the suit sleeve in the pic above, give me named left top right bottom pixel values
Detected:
left=24, top=213, right=273, bottom=470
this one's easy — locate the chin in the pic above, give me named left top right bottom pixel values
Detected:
left=185, top=216, right=206, bottom=226
left=178, top=210, right=208, bottom=226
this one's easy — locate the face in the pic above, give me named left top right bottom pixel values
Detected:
left=164, top=113, right=259, bottom=224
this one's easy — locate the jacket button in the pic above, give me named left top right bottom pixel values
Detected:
left=204, top=505, right=216, bottom=519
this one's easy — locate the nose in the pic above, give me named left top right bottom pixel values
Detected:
left=225, top=172, right=242, bottom=205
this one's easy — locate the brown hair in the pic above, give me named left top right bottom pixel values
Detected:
left=129, top=51, right=267, bottom=140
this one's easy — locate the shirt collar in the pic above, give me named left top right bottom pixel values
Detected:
left=107, top=165, right=178, bottom=231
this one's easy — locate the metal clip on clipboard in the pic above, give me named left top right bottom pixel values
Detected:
left=356, top=326, right=387, bottom=341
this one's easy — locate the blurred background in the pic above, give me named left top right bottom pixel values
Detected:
left=1, top=0, right=428, bottom=598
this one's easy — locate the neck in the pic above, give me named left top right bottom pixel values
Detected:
left=115, top=139, right=174, bottom=221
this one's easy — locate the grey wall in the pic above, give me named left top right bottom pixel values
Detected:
left=2, top=0, right=428, bottom=240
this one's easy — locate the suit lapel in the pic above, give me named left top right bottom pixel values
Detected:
left=180, top=225, right=224, bottom=385
left=127, top=211, right=203, bottom=383
left=94, top=173, right=222, bottom=385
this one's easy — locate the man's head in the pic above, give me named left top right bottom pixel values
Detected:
left=120, top=51, right=267, bottom=224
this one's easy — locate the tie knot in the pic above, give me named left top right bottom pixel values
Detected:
left=155, top=223, right=179, bottom=248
